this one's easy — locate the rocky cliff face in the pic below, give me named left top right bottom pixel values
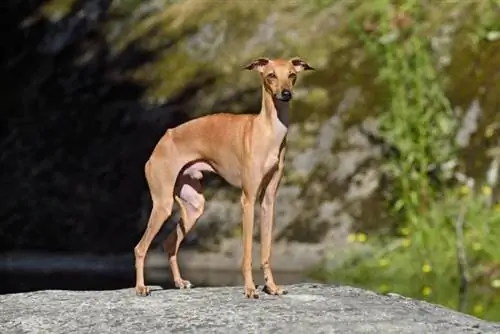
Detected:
left=1, top=0, right=499, bottom=272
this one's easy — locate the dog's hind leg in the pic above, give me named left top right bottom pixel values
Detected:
left=134, top=133, right=196, bottom=296
left=134, top=157, right=177, bottom=296
left=163, top=174, right=205, bottom=289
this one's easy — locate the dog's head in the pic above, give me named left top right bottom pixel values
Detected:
left=244, top=57, right=314, bottom=102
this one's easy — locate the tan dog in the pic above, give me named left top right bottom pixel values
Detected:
left=134, top=57, right=314, bottom=298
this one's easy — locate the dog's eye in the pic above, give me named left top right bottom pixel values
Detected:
left=288, top=73, right=297, bottom=80
left=267, top=73, right=277, bottom=79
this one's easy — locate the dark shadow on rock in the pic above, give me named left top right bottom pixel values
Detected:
left=1, top=269, right=193, bottom=295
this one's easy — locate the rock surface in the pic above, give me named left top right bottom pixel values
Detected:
left=1, top=283, right=499, bottom=333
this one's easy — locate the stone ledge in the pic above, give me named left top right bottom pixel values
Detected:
left=1, top=283, right=498, bottom=334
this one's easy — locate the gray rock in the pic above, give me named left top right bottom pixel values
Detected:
left=1, top=283, right=498, bottom=333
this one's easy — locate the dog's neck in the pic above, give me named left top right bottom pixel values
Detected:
left=260, top=86, right=289, bottom=128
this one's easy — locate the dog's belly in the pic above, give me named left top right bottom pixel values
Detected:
left=214, top=165, right=242, bottom=188
left=183, top=160, right=242, bottom=188
left=182, top=161, right=214, bottom=179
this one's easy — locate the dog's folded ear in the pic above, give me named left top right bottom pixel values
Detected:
left=243, top=58, right=270, bottom=72
left=290, top=57, right=315, bottom=72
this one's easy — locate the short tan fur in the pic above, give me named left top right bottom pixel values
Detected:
left=134, top=57, right=315, bottom=298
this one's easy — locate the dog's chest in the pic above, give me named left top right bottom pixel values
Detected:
left=262, top=118, right=287, bottom=172
left=272, top=117, right=288, bottom=147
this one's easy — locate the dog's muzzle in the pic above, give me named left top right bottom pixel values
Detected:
left=277, top=89, right=292, bottom=102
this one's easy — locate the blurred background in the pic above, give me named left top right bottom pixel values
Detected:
left=1, top=0, right=500, bottom=322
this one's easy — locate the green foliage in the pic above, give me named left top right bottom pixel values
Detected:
left=314, top=188, right=500, bottom=320
left=40, top=0, right=77, bottom=21
left=313, top=0, right=500, bottom=322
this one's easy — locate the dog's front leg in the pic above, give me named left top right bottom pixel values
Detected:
left=259, top=148, right=287, bottom=296
left=240, top=190, right=258, bottom=299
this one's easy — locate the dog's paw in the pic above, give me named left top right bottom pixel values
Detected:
left=263, top=284, right=288, bottom=296
left=244, top=286, right=259, bottom=299
left=174, top=279, right=193, bottom=289
left=135, top=285, right=151, bottom=297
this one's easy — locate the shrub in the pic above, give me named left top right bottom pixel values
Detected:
left=312, top=0, right=500, bottom=321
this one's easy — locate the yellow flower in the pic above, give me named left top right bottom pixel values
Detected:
left=485, top=125, right=495, bottom=138
left=402, top=238, right=411, bottom=248
left=459, top=185, right=470, bottom=196
left=491, top=279, right=500, bottom=288
left=473, top=304, right=484, bottom=315
left=378, top=258, right=390, bottom=268
left=232, top=226, right=242, bottom=237
left=400, top=227, right=410, bottom=236
left=482, top=185, right=492, bottom=196
left=356, top=233, right=367, bottom=243
left=472, top=242, right=482, bottom=251
left=347, top=233, right=356, bottom=243
left=422, top=263, right=432, bottom=273
left=378, top=284, right=390, bottom=293
left=422, top=286, right=432, bottom=296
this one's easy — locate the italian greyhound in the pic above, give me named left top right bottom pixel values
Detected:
left=134, top=57, right=314, bottom=298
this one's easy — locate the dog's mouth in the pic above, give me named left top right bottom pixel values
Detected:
left=276, top=96, right=292, bottom=102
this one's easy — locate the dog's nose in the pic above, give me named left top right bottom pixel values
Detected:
left=281, top=89, right=292, bottom=101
